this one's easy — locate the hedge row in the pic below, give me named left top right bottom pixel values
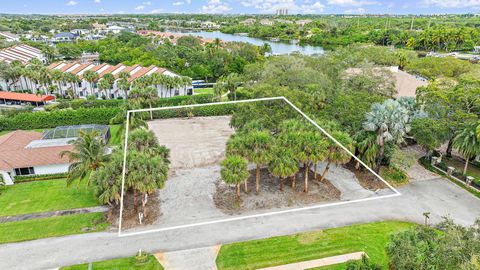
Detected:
left=47, top=94, right=215, bottom=111
left=149, top=102, right=238, bottom=119
left=0, top=107, right=121, bottom=131
left=14, top=173, right=68, bottom=183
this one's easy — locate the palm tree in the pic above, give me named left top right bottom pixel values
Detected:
left=103, top=73, right=115, bottom=98
left=51, top=69, right=65, bottom=97
left=353, top=131, right=379, bottom=170
left=128, top=151, right=169, bottom=218
left=97, top=78, right=110, bottom=99
left=221, top=155, right=249, bottom=202
left=244, top=130, right=273, bottom=194
left=92, top=151, right=123, bottom=206
left=363, top=99, right=410, bottom=173
left=60, top=131, right=109, bottom=187
left=453, top=125, right=480, bottom=175
left=128, top=128, right=169, bottom=160
left=268, top=145, right=298, bottom=191
left=118, top=71, right=131, bottom=99
left=83, top=70, right=98, bottom=97
left=319, top=131, right=354, bottom=182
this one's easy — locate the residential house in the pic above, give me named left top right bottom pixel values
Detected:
left=260, top=19, right=274, bottom=26
left=0, top=32, right=20, bottom=42
left=0, top=125, right=110, bottom=185
left=52, top=32, right=77, bottom=43
left=201, top=21, right=220, bottom=29
left=0, top=44, right=46, bottom=64
left=241, top=18, right=256, bottom=25
left=296, top=19, right=313, bottom=26
left=45, top=61, right=192, bottom=99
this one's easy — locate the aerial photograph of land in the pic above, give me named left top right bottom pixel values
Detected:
left=0, top=0, right=480, bottom=269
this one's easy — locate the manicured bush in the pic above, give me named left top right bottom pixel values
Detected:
left=13, top=173, right=67, bottom=183
left=0, top=107, right=121, bottom=131
left=150, top=102, right=238, bottom=119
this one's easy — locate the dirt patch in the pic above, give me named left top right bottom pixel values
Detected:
left=148, top=116, right=234, bottom=170
left=344, top=162, right=388, bottom=191
left=213, top=168, right=340, bottom=215
left=107, top=190, right=161, bottom=230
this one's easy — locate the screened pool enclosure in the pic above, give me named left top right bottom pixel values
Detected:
left=42, top=124, right=111, bottom=143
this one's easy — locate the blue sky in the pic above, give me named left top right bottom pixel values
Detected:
left=3, top=0, right=480, bottom=15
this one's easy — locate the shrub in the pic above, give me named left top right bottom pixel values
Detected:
left=13, top=173, right=67, bottom=183
left=0, top=107, right=121, bottom=131
left=380, top=166, right=408, bottom=185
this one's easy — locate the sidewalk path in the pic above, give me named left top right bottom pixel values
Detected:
left=155, top=245, right=220, bottom=270
left=0, top=206, right=108, bottom=223
left=315, top=162, right=375, bottom=200
left=1, top=178, right=480, bottom=270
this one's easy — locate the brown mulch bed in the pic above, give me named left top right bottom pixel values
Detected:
left=106, top=190, right=161, bottom=230
left=213, top=167, right=341, bottom=215
left=344, top=161, right=388, bottom=191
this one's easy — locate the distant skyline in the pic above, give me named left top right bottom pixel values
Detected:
left=3, top=0, right=480, bottom=15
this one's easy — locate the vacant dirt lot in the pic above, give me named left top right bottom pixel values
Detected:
left=148, top=116, right=234, bottom=170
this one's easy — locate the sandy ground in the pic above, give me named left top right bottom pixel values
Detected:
left=148, top=116, right=234, bottom=169
left=142, top=116, right=389, bottom=229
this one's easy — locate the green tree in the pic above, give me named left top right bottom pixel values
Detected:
left=60, top=131, right=108, bottom=187
left=411, top=117, right=449, bottom=159
left=83, top=70, right=98, bottom=97
left=268, top=144, right=298, bottom=191
left=244, top=130, right=273, bottom=194
left=221, top=155, right=249, bottom=202
left=453, top=125, right=480, bottom=175
left=319, top=131, right=354, bottom=182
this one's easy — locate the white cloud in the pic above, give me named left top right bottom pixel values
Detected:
left=173, top=1, right=185, bottom=5
left=186, top=0, right=191, bottom=3
left=150, top=8, right=164, bottom=13
left=135, top=5, right=146, bottom=10
left=345, top=7, right=365, bottom=13
left=240, top=0, right=324, bottom=13
left=327, top=0, right=377, bottom=7
left=423, top=0, right=480, bottom=8
left=201, top=0, right=232, bottom=13
left=143, top=1, right=152, bottom=5
left=66, top=0, right=78, bottom=6
left=94, top=0, right=101, bottom=3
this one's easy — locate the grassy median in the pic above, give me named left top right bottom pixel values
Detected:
left=0, top=212, right=108, bottom=244
left=61, top=255, right=163, bottom=270
left=216, top=221, right=415, bottom=270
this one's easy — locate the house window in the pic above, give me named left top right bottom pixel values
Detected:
left=14, top=167, right=35, bottom=176
left=78, top=82, right=82, bottom=87
left=174, top=90, right=180, bottom=96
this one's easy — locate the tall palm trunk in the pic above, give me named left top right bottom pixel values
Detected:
left=255, top=164, right=260, bottom=193
left=133, top=189, right=138, bottom=212
left=291, top=174, right=296, bottom=188
left=142, top=193, right=148, bottom=218
left=244, top=179, right=248, bottom=193
left=280, top=177, right=284, bottom=191
left=304, top=162, right=309, bottom=193
left=464, top=157, right=469, bottom=176
left=320, top=161, right=331, bottom=182
left=236, top=184, right=241, bottom=202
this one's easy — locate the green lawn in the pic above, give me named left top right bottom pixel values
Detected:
left=0, top=212, right=108, bottom=244
left=193, top=87, right=214, bottom=95
left=0, top=179, right=100, bottom=217
left=216, top=221, right=415, bottom=270
left=61, top=255, right=163, bottom=270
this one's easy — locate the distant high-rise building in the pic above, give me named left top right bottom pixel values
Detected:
left=276, top=8, right=288, bottom=16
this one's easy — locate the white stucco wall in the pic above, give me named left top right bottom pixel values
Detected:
left=0, top=170, right=13, bottom=185
left=33, top=164, right=70, bottom=175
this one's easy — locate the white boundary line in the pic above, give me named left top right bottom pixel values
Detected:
left=118, top=96, right=401, bottom=237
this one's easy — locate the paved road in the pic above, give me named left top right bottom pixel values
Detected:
left=1, top=177, right=480, bottom=270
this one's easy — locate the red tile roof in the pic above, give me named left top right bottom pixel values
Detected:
left=0, top=130, right=73, bottom=171
left=0, top=91, right=55, bottom=103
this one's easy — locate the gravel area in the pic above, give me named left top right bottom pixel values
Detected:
left=148, top=116, right=234, bottom=169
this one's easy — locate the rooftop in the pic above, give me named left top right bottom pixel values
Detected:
left=0, top=130, right=73, bottom=171
left=0, top=91, right=55, bottom=103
